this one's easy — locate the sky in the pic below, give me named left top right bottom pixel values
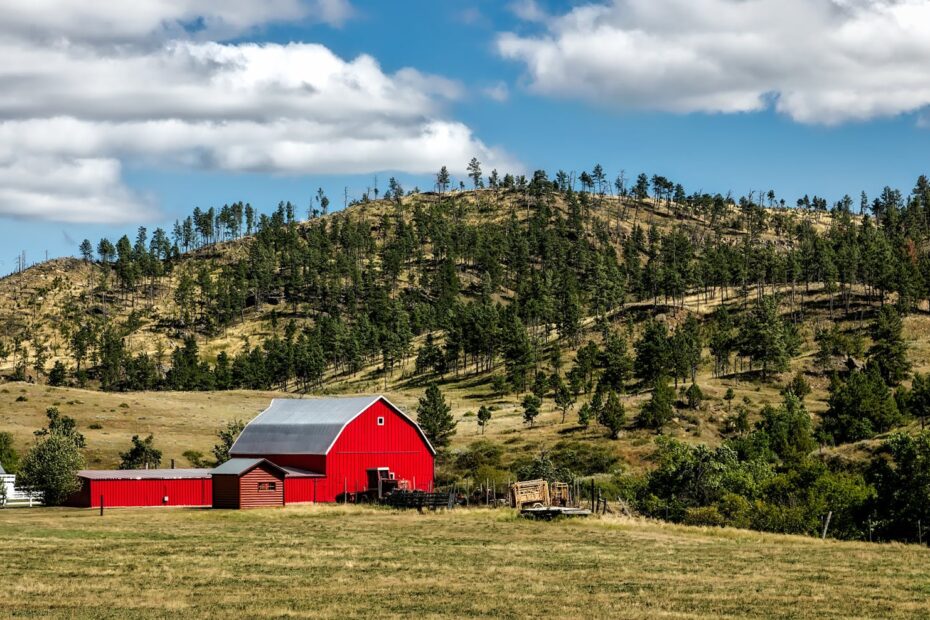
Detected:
left=3, top=0, right=930, bottom=272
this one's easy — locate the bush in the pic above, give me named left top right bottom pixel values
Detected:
left=685, top=383, right=704, bottom=410
left=549, top=441, right=619, bottom=476
left=683, top=506, right=727, bottom=527
left=0, top=432, right=19, bottom=474
left=18, top=434, right=84, bottom=505
left=454, top=440, right=503, bottom=474
left=183, top=450, right=208, bottom=468
left=47, top=361, right=67, bottom=387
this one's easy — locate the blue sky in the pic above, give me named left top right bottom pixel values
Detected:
left=2, top=0, right=930, bottom=272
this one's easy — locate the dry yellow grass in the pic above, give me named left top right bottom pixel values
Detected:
left=0, top=505, right=928, bottom=618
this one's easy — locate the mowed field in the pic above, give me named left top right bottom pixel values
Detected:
left=1, top=506, right=929, bottom=619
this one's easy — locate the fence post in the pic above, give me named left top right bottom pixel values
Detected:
left=100, top=495, right=104, bottom=517
left=590, top=479, right=595, bottom=513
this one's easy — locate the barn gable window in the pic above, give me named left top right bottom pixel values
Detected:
left=377, top=417, right=385, bottom=426
left=258, top=482, right=277, bottom=492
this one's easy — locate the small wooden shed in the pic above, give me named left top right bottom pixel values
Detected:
left=212, top=458, right=286, bottom=509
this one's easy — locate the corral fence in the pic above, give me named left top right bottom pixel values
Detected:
left=0, top=475, right=44, bottom=508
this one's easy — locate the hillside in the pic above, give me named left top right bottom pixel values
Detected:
left=2, top=505, right=929, bottom=618
left=4, top=180, right=930, bottom=542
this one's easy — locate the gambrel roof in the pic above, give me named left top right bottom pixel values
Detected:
left=229, top=396, right=436, bottom=457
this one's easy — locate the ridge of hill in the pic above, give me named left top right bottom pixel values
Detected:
left=4, top=182, right=930, bottom=543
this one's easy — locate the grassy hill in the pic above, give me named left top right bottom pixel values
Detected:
left=2, top=505, right=929, bottom=618
left=0, top=189, right=929, bottom=474
left=0, top=190, right=930, bottom=539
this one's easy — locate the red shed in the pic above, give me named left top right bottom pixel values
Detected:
left=67, top=469, right=212, bottom=508
left=230, top=396, right=435, bottom=503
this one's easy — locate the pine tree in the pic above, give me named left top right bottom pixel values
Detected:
left=554, top=380, right=576, bottom=423
left=522, top=394, right=542, bottom=427
left=598, top=391, right=626, bottom=439
left=867, top=306, right=911, bottom=387
left=476, top=405, right=492, bottom=434
left=637, top=376, right=675, bottom=430
left=417, top=384, right=456, bottom=448
left=79, top=239, right=94, bottom=262
left=635, top=320, right=672, bottom=383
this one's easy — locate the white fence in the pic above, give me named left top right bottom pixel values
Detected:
left=0, top=474, right=43, bottom=507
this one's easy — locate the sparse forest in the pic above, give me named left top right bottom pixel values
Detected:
left=5, top=163, right=930, bottom=543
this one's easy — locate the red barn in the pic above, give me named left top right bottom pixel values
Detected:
left=67, top=469, right=212, bottom=508
left=230, top=396, right=435, bottom=503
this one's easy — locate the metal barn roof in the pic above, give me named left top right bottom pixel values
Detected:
left=230, top=396, right=435, bottom=456
left=212, top=458, right=322, bottom=478
left=211, top=458, right=268, bottom=476
left=78, top=469, right=212, bottom=480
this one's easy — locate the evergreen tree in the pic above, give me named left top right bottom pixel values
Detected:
left=820, top=368, right=902, bottom=444
left=867, top=306, right=911, bottom=387
left=738, top=297, right=792, bottom=380
left=635, top=321, right=672, bottom=383
left=522, top=394, right=542, bottom=427
left=637, top=376, right=675, bottom=430
left=417, top=384, right=456, bottom=448
left=554, top=380, right=576, bottom=423
left=476, top=405, right=492, bottom=434
left=79, top=239, right=94, bottom=262
left=577, top=402, right=593, bottom=430
left=598, top=391, right=626, bottom=439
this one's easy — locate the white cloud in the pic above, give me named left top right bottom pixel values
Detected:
left=509, top=0, right=549, bottom=23
left=0, top=0, right=352, bottom=42
left=0, top=2, right=515, bottom=223
left=0, top=157, right=149, bottom=224
left=483, top=82, right=510, bottom=103
left=498, top=0, right=930, bottom=125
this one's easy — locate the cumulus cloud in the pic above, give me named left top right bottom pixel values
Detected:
left=498, top=0, right=930, bottom=125
left=0, top=1, right=513, bottom=223
left=0, top=0, right=352, bottom=42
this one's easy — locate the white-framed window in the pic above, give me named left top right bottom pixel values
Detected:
left=377, top=416, right=385, bottom=426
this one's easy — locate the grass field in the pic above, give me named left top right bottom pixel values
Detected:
left=1, top=505, right=929, bottom=618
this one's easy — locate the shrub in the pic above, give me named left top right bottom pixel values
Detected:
left=18, top=434, right=84, bottom=505
left=683, top=506, right=727, bottom=527
left=549, top=441, right=619, bottom=476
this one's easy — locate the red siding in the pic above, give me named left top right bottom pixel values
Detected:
left=284, top=477, right=320, bottom=504
left=72, top=478, right=212, bottom=508
left=301, top=399, right=434, bottom=502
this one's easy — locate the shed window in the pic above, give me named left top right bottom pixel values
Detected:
left=377, top=416, right=385, bottom=426
left=258, top=482, right=277, bottom=492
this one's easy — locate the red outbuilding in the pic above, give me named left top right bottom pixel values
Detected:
left=66, top=395, right=434, bottom=509
left=230, top=395, right=435, bottom=503
left=67, top=469, right=212, bottom=508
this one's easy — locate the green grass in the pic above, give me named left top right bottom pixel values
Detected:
left=2, top=505, right=929, bottom=618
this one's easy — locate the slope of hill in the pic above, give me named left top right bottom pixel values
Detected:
left=4, top=181, right=930, bottom=542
